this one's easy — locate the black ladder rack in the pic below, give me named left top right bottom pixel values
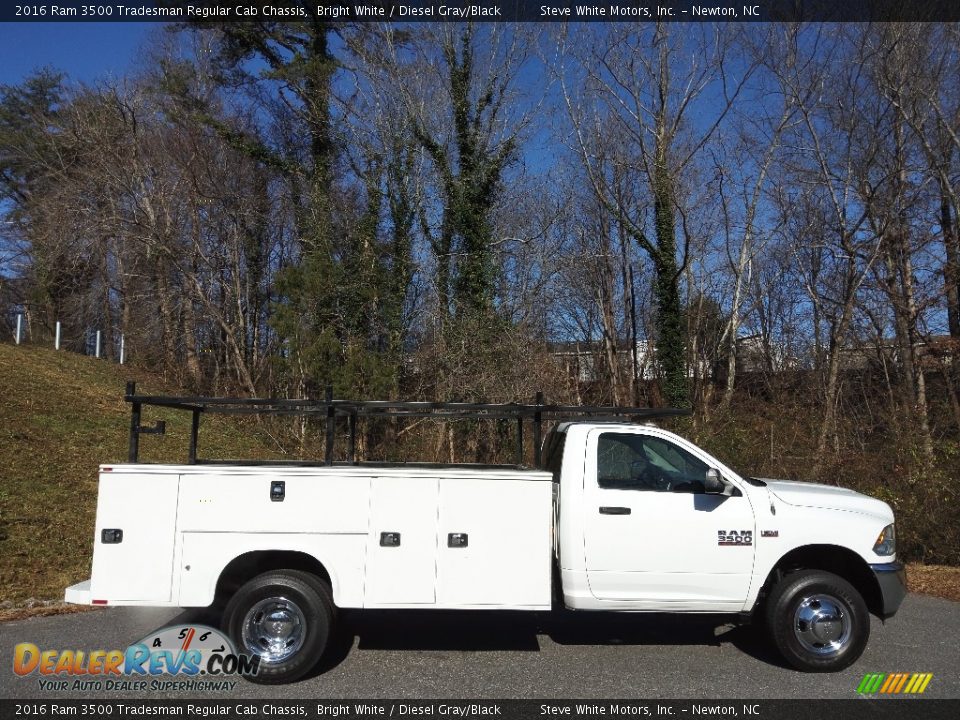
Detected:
left=124, top=381, right=689, bottom=469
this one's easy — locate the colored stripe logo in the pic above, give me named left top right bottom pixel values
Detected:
left=857, top=673, right=933, bottom=694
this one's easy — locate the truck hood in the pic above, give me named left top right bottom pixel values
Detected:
left=759, top=479, right=893, bottom=520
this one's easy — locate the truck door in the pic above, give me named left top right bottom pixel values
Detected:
left=582, top=429, right=755, bottom=609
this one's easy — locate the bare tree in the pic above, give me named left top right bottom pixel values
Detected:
left=558, top=22, right=753, bottom=406
left=715, top=25, right=799, bottom=408
left=767, top=26, right=889, bottom=471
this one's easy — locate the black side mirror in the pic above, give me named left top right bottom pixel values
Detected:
left=704, top=468, right=725, bottom=495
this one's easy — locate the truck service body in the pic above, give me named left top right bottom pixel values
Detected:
left=66, top=390, right=906, bottom=683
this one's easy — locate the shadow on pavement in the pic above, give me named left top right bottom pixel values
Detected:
left=544, top=610, right=790, bottom=668
left=163, top=606, right=222, bottom=629
left=305, top=609, right=792, bottom=677
left=144, top=606, right=792, bottom=680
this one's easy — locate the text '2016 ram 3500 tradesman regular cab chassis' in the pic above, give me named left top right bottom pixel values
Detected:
left=65, top=387, right=906, bottom=684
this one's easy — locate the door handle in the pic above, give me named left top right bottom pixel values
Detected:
left=599, top=506, right=631, bottom=515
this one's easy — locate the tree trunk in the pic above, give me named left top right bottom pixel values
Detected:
left=940, top=178, right=960, bottom=337
left=596, top=217, right=623, bottom=405
left=650, top=145, right=686, bottom=407
left=813, top=259, right=859, bottom=477
left=721, top=235, right=750, bottom=408
left=154, top=257, right=177, bottom=372
left=98, top=243, right=114, bottom=361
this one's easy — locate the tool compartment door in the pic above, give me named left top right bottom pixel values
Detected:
left=436, top=477, right=552, bottom=608
left=364, top=476, right=438, bottom=605
left=89, top=471, right=179, bottom=602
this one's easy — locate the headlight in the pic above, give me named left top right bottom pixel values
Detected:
left=873, top=523, right=896, bottom=556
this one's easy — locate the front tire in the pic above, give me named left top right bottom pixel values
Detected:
left=764, top=570, right=869, bottom=672
left=224, top=570, right=334, bottom=684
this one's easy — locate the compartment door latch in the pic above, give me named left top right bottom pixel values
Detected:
left=380, top=532, right=401, bottom=547
left=270, top=481, right=285, bottom=502
left=447, top=532, right=469, bottom=548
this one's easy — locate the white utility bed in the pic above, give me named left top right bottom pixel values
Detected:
left=87, top=464, right=554, bottom=610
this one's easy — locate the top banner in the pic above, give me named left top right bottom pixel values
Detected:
left=4, top=0, right=960, bottom=23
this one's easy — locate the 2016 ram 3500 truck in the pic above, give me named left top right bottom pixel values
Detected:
left=65, top=389, right=905, bottom=684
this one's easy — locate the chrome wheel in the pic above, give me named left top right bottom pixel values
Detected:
left=241, top=596, right=306, bottom=664
left=793, top=593, right=852, bottom=656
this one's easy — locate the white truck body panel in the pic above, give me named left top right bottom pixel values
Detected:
left=90, top=472, right=179, bottom=603
left=436, top=478, right=552, bottom=606
left=178, top=472, right=371, bottom=533
left=86, top=464, right=553, bottom=611
left=178, top=532, right=368, bottom=608
left=580, top=426, right=757, bottom=607
left=365, top=476, right=437, bottom=605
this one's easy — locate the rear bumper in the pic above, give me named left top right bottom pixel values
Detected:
left=64, top=580, right=92, bottom=605
left=869, top=562, right=906, bottom=619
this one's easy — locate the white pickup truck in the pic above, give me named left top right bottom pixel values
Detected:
left=65, top=388, right=905, bottom=684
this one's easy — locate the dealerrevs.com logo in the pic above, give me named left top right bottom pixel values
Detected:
left=13, top=625, right=259, bottom=692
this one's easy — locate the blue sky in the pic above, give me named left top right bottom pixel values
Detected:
left=0, top=22, right=152, bottom=86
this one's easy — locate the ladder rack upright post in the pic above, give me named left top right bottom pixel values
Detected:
left=324, top=384, right=335, bottom=467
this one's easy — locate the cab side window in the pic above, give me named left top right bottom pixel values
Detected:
left=597, top=433, right=709, bottom=493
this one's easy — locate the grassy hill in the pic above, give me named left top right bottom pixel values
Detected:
left=0, top=343, right=279, bottom=605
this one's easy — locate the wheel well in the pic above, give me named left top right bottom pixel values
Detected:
left=759, top=544, right=882, bottom=617
left=214, top=551, right=332, bottom=606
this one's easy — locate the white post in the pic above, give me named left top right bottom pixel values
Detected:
left=95, top=330, right=101, bottom=358
left=55, top=321, right=61, bottom=350
left=15, top=314, right=22, bottom=345
left=119, top=334, right=125, bottom=365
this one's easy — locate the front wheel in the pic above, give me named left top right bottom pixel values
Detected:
left=224, top=570, right=334, bottom=684
left=764, top=570, right=870, bottom=672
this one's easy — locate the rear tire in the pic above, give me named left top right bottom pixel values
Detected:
left=224, top=569, right=334, bottom=684
left=764, top=570, right=869, bottom=672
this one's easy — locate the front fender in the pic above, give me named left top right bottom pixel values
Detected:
left=744, top=499, right=895, bottom=612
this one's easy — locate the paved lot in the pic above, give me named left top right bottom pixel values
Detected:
left=1, top=594, right=957, bottom=699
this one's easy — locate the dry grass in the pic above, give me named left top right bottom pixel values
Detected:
left=0, top=343, right=280, bottom=605
left=0, top=604, right=102, bottom=622
left=906, top=563, right=960, bottom=603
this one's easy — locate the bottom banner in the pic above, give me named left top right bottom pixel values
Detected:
left=1, top=699, right=957, bottom=720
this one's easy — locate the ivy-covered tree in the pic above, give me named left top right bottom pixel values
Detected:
left=406, top=25, right=529, bottom=321
left=177, top=18, right=395, bottom=398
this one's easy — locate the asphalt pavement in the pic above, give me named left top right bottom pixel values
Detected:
left=1, top=594, right=957, bottom=699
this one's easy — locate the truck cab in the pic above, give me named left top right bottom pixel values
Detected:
left=547, top=422, right=905, bottom=671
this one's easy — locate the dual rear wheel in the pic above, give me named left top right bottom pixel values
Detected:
left=224, top=570, right=334, bottom=685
